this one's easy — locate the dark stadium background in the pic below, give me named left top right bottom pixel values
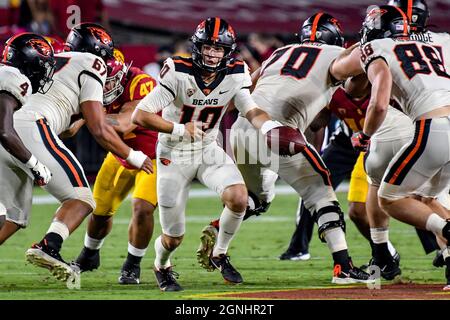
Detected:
left=1, top=0, right=449, bottom=180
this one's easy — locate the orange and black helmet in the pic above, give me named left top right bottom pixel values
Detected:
left=65, top=22, right=114, bottom=61
left=388, top=0, right=429, bottom=32
left=2, top=33, right=55, bottom=94
left=191, top=17, right=237, bottom=73
left=299, top=13, right=345, bottom=47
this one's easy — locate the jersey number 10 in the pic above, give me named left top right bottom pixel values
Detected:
left=261, top=46, right=321, bottom=80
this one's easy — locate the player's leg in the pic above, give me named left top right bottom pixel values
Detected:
left=16, top=119, right=93, bottom=281
left=378, top=118, right=450, bottom=289
left=0, top=143, right=34, bottom=245
left=119, top=159, right=158, bottom=284
left=196, top=143, right=247, bottom=284
left=277, top=143, right=371, bottom=284
left=153, top=145, right=196, bottom=291
left=75, top=152, right=134, bottom=272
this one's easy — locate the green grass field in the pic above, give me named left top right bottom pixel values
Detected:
left=0, top=184, right=446, bottom=300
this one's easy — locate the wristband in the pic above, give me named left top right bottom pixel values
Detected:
left=260, top=120, right=283, bottom=135
left=25, top=155, right=38, bottom=168
left=126, top=149, right=147, bottom=169
left=171, top=122, right=186, bottom=137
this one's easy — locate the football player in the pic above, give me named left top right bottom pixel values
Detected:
left=0, top=33, right=55, bottom=233
left=200, top=13, right=373, bottom=284
left=330, top=5, right=450, bottom=289
left=5, top=23, right=152, bottom=283
left=133, top=17, right=303, bottom=291
left=73, top=49, right=159, bottom=285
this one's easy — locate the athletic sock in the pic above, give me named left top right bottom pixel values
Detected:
left=213, top=207, right=244, bottom=257
left=154, top=235, right=173, bottom=270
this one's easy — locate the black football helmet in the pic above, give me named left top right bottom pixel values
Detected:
left=299, top=12, right=345, bottom=47
left=191, top=17, right=237, bottom=73
left=360, top=5, right=409, bottom=44
left=1, top=33, right=55, bottom=94
left=65, top=23, right=114, bottom=61
left=388, top=0, right=429, bottom=32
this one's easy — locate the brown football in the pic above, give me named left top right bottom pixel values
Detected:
left=266, top=126, right=306, bottom=156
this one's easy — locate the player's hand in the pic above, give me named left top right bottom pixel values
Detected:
left=351, top=131, right=370, bottom=152
left=185, top=122, right=206, bottom=142
left=126, top=149, right=153, bottom=173
left=25, top=155, right=52, bottom=186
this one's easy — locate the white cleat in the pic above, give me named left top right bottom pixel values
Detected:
left=26, top=246, right=77, bottom=282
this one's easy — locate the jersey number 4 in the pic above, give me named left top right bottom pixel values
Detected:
left=394, top=43, right=450, bottom=79
left=261, top=46, right=321, bottom=80
left=179, top=105, right=224, bottom=130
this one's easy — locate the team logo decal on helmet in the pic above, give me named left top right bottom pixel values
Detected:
left=87, top=26, right=113, bottom=46
left=28, top=39, right=53, bottom=57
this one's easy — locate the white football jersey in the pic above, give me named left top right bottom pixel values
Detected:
left=360, top=37, right=450, bottom=121
left=252, top=43, right=345, bottom=132
left=0, top=64, right=32, bottom=105
left=15, top=51, right=107, bottom=135
left=410, top=31, right=450, bottom=70
left=136, top=56, right=256, bottom=150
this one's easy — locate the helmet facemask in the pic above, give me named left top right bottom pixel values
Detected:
left=192, top=39, right=234, bottom=73
left=103, top=60, right=129, bottom=105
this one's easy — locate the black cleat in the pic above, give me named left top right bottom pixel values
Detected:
left=373, top=259, right=402, bottom=280
left=332, top=264, right=374, bottom=284
left=433, top=249, right=445, bottom=268
left=444, top=257, right=450, bottom=291
left=118, top=264, right=140, bottom=285
left=154, top=267, right=183, bottom=291
left=26, top=241, right=78, bottom=282
left=74, top=247, right=100, bottom=272
left=210, top=254, right=243, bottom=284
left=279, top=251, right=311, bottom=261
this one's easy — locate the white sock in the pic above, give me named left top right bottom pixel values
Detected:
left=324, top=228, right=348, bottom=253
left=47, top=220, right=69, bottom=241
left=213, top=207, right=245, bottom=257
left=128, top=242, right=147, bottom=257
left=84, top=233, right=104, bottom=250
left=154, top=235, right=173, bottom=270
left=370, top=227, right=389, bottom=244
left=425, top=213, right=447, bottom=237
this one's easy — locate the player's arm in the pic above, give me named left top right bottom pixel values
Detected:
left=363, top=59, right=392, bottom=136
left=106, top=100, right=139, bottom=134
left=0, top=93, right=52, bottom=185
left=309, top=107, right=331, bottom=132
left=59, top=119, right=85, bottom=139
left=250, top=67, right=261, bottom=92
left=0, top=93, right=32, bottom=163
left=344, top=73, right=371, bottom=99
left=329, top=46, right=365, bottom=81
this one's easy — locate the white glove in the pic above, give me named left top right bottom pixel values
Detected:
left=25, top=155, right=52, bottom=186
left=126, top=149, right=147, bottom=169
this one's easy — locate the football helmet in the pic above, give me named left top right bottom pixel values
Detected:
left=1, top=33, right=55, bottom=94
left=191, top=17, right=237, bottom=73
left=299, top=12, right=345, bottom=47
left=65, top=22, right=114, bottom=61
left=44, top=36, right=65, bottom=54
left=104, top=49, right=130, bottom=105
left=360, top=5, right=409, bottom=44
left=387, top=0, right=429, bottom=32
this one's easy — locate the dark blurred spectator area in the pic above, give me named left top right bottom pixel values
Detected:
left=1, top=0, right=450, bottom=179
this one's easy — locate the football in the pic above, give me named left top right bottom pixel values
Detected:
left=266, top=126, right=307, bottom=156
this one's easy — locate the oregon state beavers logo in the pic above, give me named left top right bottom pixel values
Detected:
left=160, top=158, right=171, bottom=166
left=87, top=27, right=112, bottom=45
left=227, top=26, right=236, bottom=40
left=330, top=18, right=343, bottom=33
left=28, top=39, right=52, bottom=57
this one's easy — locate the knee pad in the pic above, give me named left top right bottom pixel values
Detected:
left=315, top=201, right=346, bottom=243
left=74, top=187, right=96, bottom=212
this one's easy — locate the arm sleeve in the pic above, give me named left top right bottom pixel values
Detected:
left=79, top=73, right=104, bottom=103
left=359, top=40, right=391, bottom=73
left=0, top=67, right=32, bottom=105
left=136, top=58, right=177, bottom=113
left=233, top=88, right=258, bottom=115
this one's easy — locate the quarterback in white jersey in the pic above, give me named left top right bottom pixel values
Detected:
left=10, top=24, right=153, bottom=284
left=230, top=13, right=373, bottom=284
left=133, top=17, right=303, bottom=290
left=331, top=5, right=450, bottom=289
left=0, top=33, right=55, bottom=234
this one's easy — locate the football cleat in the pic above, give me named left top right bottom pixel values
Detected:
left=118, top=264, right=141, bottom=285
left=279, top=251, right=311, bottom=261
left=331, top=263, right=374, bottom=285
left=433, top=249, right=445, bottom=268
left=196, top=221, right=219, bottom=271
left=210, top=254, right=243, bottom=284
left=26, top=242, right=78, bottom=282
left=74, top=247, right=100, bottom=272
left=154, top=267, right=183, bottom=291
